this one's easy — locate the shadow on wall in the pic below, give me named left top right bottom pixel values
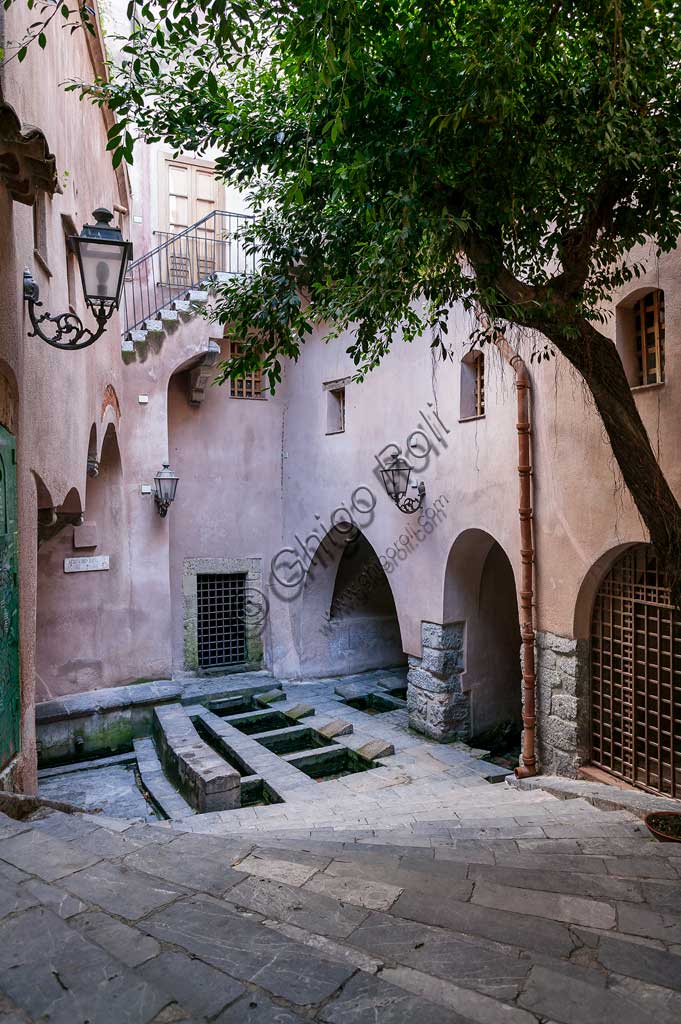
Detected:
left=36, top=424, right=132, bottom=700
left=299, top=528, right=406, bottom=678
left=444, top=528, right=522, bottom=736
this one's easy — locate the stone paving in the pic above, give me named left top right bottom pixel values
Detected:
left=19, top=669, right=681, bottom=1022
left=0, top=785, right=681, bottom=1024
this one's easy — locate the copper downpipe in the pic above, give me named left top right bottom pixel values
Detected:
left=494, top=336, right=537, bottom=777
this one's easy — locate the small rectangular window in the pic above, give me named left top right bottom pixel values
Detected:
left=227, top=341, right=263, bottom=399
left=634, top=290, right=665, bottom=386
left=326, top=386, right=345, bottom=434
left=460, top=351, right=485, bottom=420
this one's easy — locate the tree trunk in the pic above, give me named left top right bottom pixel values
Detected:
left=537, top=316, right=681, bottom=605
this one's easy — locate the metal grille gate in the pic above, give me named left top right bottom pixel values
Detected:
left=591, top=545, right=681, bottom=797
left=197, top=573, right=247, bottom=669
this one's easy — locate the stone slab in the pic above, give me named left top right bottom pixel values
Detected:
left=255, top=689, right=287, bottom=705
left=0, top=828, right=101, bottom=882
left=391, top=887, right=576, bottom=958
left=61, top=860, right=187, bottom=920
left=71, top=910, right=161, bottom=966
left=285, top=703, right=315, bottom=721
left=519, top=964, right=657, bottom=1024
left=237, top=853, right=321, bottom=887
left=472, top=880, right=616, bottom=930
left=124, top=840, right=245, bottom=896
left=139, top=894, right=354, bottom=1006
left=304, top=871, right=403, bottom=910
left=0, top=907, right=168, bottom=1024
left=348, top=912, right=530, bottom=998
left=380, top=965, right=538, bottom=1024
left=18, top=879, right=88, bottom=920
left=598, top=935, right=681, bottom=992
left=226, top=875, right=369, bottom=938
left=139, top=950, right=245, bottom=1018
left=356, top=738, right=395, bottom=760
left=215, top=993, right=305, bottom=1023
left=318, top=970, right=471, bottom=1023
left=318, top=719, right=354, bottom=740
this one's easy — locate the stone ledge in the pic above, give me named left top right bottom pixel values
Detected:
left=508, top=774, right=681, bottom=820
left=36, top=681, right=180, bottom=724
left=153, top=704, right=240, bottom=813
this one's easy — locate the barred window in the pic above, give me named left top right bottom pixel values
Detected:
left=634, top=290, right=665, bottom=386
left=227, top=341, right=263, bottom=399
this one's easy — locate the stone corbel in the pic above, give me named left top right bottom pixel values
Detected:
left=188, top=342, right=221, bottom=406
left=38, top=509, right=83, bottom=547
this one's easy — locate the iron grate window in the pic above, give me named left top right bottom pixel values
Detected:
left=197, top=573, right=247, bottom=668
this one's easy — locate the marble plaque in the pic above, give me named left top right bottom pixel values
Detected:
left=63, top=555, right=110, bottom=574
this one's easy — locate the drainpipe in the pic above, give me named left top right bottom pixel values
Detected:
left=493, top=335, right=537, bottom=778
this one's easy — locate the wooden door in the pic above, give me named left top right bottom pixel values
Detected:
left=163, top=159, right=222, bottom=285
left=0, top=426, right=20, bottom=769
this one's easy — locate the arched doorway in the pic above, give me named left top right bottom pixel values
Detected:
left=590, top=544, right=680, bottom=797
left=426, top=528, right=522, bottom=748
left=299, top=528, right=405, bottom=678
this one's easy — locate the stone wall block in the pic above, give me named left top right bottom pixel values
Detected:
left=551, top=692, right=578, bottom=722
left=420, top=646, right=464, bottom=679
left=407, top=664, right=461, bottom=695
left=421, top=621, right=464, bottom=652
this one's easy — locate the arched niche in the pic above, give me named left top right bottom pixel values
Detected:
left=442, top=528, right=522, bottom=737
left=298, top=526, right=406, bottom=678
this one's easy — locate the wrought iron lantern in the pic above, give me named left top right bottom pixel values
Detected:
left=380, top=453, right=425, bottom=514
left=154, top=463, right=179, bottom=518
left=23, top=208, right=133, bottom=350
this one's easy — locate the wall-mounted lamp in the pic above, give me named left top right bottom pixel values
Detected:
left=23, top=208, right=132, bottom=350
left=380, top=453, right=425, bottom=514
left=154, top=463, right=179, bottom=517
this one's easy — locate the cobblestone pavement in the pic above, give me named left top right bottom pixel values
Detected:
left=2, top=775, right=681, bottom=1023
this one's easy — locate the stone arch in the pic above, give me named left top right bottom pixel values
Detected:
left=573, top=542, right=638, bottom=641
left=409, top=528, right=521, bottom=743
left=298, top=525, right=406, bottom=678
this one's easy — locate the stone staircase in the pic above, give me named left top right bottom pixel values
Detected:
left=1, top=777, right=680, bottom=1024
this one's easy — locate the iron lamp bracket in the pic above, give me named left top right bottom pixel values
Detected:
left=395, top=482, right=426, bottom=515
left=23, top=270, right=114, bottom=351
left=154, top=495, right=172, bottom=518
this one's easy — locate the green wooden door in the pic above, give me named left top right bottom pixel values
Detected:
left=0, top=427, right=19, bottom=769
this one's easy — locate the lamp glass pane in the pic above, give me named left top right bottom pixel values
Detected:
left=155, top=470, right=179, bottom=503
left=78, top=240, right=126, bottom=303
left=381, top=459, right=411, bottom=501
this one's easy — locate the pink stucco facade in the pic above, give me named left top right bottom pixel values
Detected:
left=1, top=1, right=680, bottom=791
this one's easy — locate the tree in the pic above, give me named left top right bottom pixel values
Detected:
left=85, top=1, right=681, bottom=595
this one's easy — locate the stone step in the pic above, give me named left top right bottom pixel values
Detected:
left=133, top=737, right=194, bottom=821
left=4, top=812, right=679, bottom=1024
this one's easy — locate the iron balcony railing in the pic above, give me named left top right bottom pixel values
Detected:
left=122, top=209, right=255, bottom=336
